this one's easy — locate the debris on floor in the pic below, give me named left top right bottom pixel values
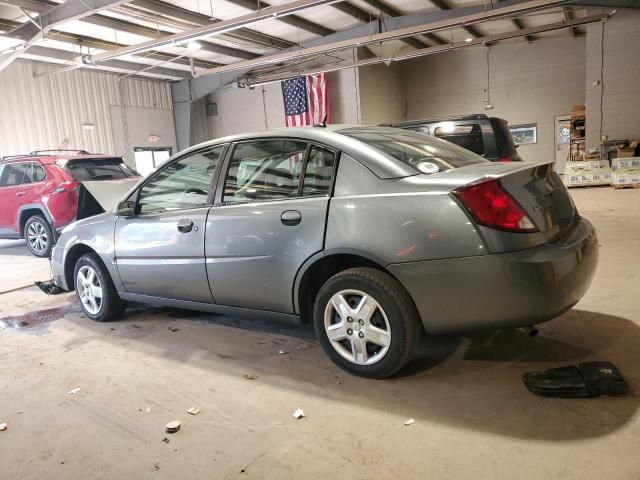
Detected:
left=186, top=407, right=200, bottom=416
left=67, top=388, right=81, bottom=395
left=292, top=408, right=305, bottom=419
left=522, top=361, right=630, bottom=398
left=404, top=418, right=415, bottom=426
left=168, top=326, right=179, bottom=332
left=161, top=437, right=170, bottom=443
left=243, top=374, right=258, bottom=380
left=34, top=280, right=64, bottom=295
left=278, top=350, right=288, bottom=355
left=165, top=421, right=181, bottom=433
left=0, top=422, right=7, bottom=431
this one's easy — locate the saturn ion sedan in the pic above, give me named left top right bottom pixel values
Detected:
left=51, top=126, right=598, bottom=378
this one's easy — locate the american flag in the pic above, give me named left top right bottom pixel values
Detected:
left=281, top=73, right=329, bottom=127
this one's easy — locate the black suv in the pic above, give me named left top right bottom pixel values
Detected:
left=384, top=114, right=522, bottom=162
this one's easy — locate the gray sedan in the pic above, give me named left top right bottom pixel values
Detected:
left=51, top=126, right=598, bottom=378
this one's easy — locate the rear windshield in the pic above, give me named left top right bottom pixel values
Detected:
left=57, top=158, right=138, bottom=181
left=339, top=127, right=488, bottom=174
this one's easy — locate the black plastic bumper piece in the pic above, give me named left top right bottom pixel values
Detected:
left=522, top=361, right=630, bottom=398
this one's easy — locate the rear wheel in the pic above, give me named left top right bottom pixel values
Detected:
left=74, top=253, right=126, bottom=322
left=313, top=267, right=421, bottom=379
left=24, top=215, right=53, bottom=258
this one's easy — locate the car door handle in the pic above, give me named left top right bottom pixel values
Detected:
left=281, top=210, right=302, bottom=226
left=177, top=219, right=194, bottom=233
left=16, top=191, right=27, bottom=197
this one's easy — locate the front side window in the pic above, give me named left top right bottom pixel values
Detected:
left=138, top=146, right=223, bottom=215
left=0, top=162, right=30, bottom=187
left=302, top=146, right=335, bottom=196
left=223, top=140, right=307, bottom=203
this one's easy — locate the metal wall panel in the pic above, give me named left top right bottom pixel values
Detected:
left=0, top=60, right=173, bottom=157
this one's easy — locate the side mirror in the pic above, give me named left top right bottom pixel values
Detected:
left=117, top=200, right=135, bottom=217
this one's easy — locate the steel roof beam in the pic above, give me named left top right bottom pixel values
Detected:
left=243, top=12, right=610, bottom=85
left=428, top=0, right=482, bottom=38
left=356, top=0, right=447, bottom=47
left=87, top=0, right=339, bottom=63
left=25, top=45, right=191, bottom=78
left=192, top=0, right=576, bottom=78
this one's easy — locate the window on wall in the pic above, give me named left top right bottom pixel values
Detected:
left=134, top=147, right=173, bottom=177
left=223, top=140, right=308, bottom=203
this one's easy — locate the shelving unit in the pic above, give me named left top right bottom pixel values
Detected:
left=569, top=106, right=586, bottom=161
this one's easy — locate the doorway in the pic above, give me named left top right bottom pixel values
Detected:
left=554, top=115, right=571, bottom=175
left=133, top=147, right=173, bottom=176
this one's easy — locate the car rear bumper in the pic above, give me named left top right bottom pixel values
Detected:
left=387, top=216, right=598, bottom=334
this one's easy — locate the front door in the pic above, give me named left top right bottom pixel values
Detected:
left=554, top=115, right=571, bottom=174
left=114, top=145, right=224, bottom=303
left=206, top=139, right=337, bottom=313
left=0, top=162, right=32, bottom=232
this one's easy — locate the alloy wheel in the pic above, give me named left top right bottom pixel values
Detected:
left=76, top=266, right=103, bottom=315
left=26, top=221, right=49, bottom=254
left=323, top=289, right=392, bottom=365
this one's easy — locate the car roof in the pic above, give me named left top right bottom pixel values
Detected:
left=383, top=114, right=491, bottom=128
left=179, top=125, right=420, bottom=179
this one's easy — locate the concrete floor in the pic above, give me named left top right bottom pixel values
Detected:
left=0, top=188, right=639, bottom=479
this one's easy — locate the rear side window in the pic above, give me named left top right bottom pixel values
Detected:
left=302, top=146, right=335, bottom=196
left=224, top=140, right=307, bottom=203
left=33, top=164, right=46, bottom=182
left=0, top=162, right=30, bottom=187
left=340, top=127, right=487, bottom=174
left=57, top=157, right=138, bottom=181
left=434, top=123, right=485, bottom=156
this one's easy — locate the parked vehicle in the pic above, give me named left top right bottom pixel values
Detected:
left=50, top=127, right=597, bottom=378
left=0, top=150, right=139, bottom=257
left=384, top=114, right=522, bottom=162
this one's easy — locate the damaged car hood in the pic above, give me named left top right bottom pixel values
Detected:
left=81, top=178, right=140, bottom=212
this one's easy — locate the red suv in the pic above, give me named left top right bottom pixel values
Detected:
left=0, top=150, right=140, bottom=257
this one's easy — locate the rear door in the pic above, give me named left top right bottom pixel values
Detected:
left=0, top=162, right=31, bottom=231
left=114, top=145, right=224, bottom=303
left=206, top=139, right=337, bottom=313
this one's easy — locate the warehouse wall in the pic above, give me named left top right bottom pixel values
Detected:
left=585, top=10, right=640, bottom=149
left=187, top=65, right=361, bottom=145
left=0, top=60, right=174, bottom=164
left=359, top=62, right=406, bottom=125
left=399, top=38, right=587, bottom=163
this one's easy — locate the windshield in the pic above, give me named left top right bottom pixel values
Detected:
left=57, top=158, right=139, bottom=181
left=339, top=127, right=488, bottom=174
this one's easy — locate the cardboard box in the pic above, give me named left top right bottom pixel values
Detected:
left=564, top=160, right=609, bottom=175
left=571, top=104, right=586, bottom=117
left=612, top=157, right=640, bottom=170
left=617, top=147, right=636, bottom=158
left=612, top=169, right=640, bottom=185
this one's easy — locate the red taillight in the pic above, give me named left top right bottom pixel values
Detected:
left=453, top=179, right=538, bottom=233
left=499, top=157, right=513, bottom=163
left=52, top=181, right=79, bottom=194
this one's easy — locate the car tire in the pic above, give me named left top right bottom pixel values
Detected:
left=313, top=267, right=421, bottom=379
left=74, top=253, right=126, bottom=322
left=24, top=215, right=54, bottom=258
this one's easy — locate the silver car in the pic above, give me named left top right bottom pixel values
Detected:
left=51, top=126, right=598, bottom=378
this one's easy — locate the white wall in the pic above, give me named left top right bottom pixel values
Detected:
left=0, top=60, right=173, bottom=165
left=359, top=62, right=406, bottom=125
left=585, top=9, right=640, bottom=148
left=109, top=106, right=177, bottom=160
left=398, top=38, right=587, bottom=163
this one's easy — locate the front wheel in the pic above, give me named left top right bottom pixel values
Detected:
left=74, top=253, right=126, bottom=322
left=313, top=268, right=421, bottom=379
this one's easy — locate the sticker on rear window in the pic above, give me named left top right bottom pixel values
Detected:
left=417, top=161, right=440, bottom=174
